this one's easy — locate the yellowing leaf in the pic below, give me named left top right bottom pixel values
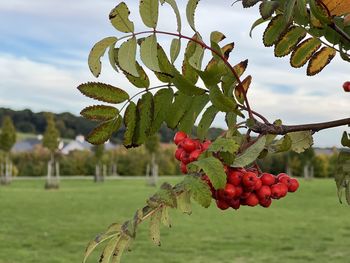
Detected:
left=320, top=0, right=350, bottom=16
left=140, top=34, right=160, bottom=72
left=109, top=2, right=134, bottom=33
left=235, top=75, right=252, bottom=104
left=186, top=0, right=200, bottom=32
left=139, top=0, right=159, bottom=28
left=290, top=38, right=321, bottom=68
left=307, top=47, right=336, bottom=76
left=118, top=37, right=139, bottom=77
left=274, top=26, right=306, bottom=57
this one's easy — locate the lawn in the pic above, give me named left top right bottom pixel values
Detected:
left=1, top=178, right=350, bottom=263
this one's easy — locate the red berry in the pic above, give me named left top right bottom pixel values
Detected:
left=223, top=184, right=236, bottom=199
left=180, top=151, right=190, bottom=164
left=279, top=175, right=291, bottom=187
left=175, top=148, right=184, bottom=161
left=229, top=199, right=241, bottom=210
left=180, top=162, right=188, bottom=174
left=182, top=138, right=197, bottom=153
left=254, top=178, right=262, bottom=191
left=343, top=81, right=350, bottom=92
left=216, top=199, right=230, bottom=210
left=227, top=168, right=245, bottom=186
left=259, top=197, right=272, bottom=208
left=174, top=131, right=187, bottom=145
left=277, top=173, right=288, bottom=180
left=240, top=191, right=251, bottom=199
left=189, top=149, right=202, bottom=162
left=235, top=185, right=243, bottom=197
left=288, top=178, right=299, bottom=192
left=242, top=172, right=258, bottom=187
left=260, top=173, right=276, bottom=186
left=256, top=185, right=272, bottom=200
left=201, top=140, right=211, bottom=151
left=271, top=183, right=288, bottom=199
left=245, top=193, right=259, bottom=207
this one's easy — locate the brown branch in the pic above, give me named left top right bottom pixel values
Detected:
left=251, top=118, right=350, bottom=135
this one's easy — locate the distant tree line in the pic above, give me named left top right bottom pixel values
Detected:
left=0, top=108, right=223, bottom=143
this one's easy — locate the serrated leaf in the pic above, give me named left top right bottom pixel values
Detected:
left=290, top=38, right=321, bottom=68
left=263, top=14, right=289, bottom=47
left=155, top=44, right=174, bottom=83
left=139, top=0, right=159, bottom=28
left=172, top=69, right=206, bottom=96
left=108, top=44, right=119, bottom=73
left=197, top=106, right=219, bottom=140
left=192, top=157, right=227, bottom=189
left=183, top=176, right=212, bottom=208
left=341, top=131, right=350, bottom=148
left=176, top=190, right=192, bottom=214
left=160, top=0, right=182, bottom=32
left=242, top=0, right=261, bottom=8
left=178, top=94, right=209, bottom=134
left=161, top=207, right=171, bottom=228
left=307, top=47, right=336, bottom=76
left=288, top=131, right=314, bottom=153
left=88, top=37, right=118, bottom=78
left=147, top=183, right=177, bottom=208
left=274, top=26, right=306, bottom=57
left=77, top=82, right=129, bottom=104
left=133, top=93, right=154, bottom=146
left=209, top=84, right=236, bottom=112
left=149, top=209, right=162, bottom=246
left=149, top=88, right=174, bottom=134
left=186, top=0, right=200, bottom=32
left=109, top=2, right=134, bottom=33
left=309, top=0, right=331, bottom=25
left=165, top=92, right=192, bottom=129
left=83, top=223, right=121, bottom=263
left=87, top=117, right=122, bottom=145
left=110, top=235, right=131, bottom=263
left=232, top=136, right=267, bottom=167
left=222, top=60, right=249, bottom=96
left=118, top=37, right=139, bottom=77
left=284, top=0, right=296, bottom=23
left=268, top=134, right=292, bottom=153
left=140, top=34, right=160, bottom=72
left=170, top=38, right=181, bottom=63
left=259, top=1, right=279, bottom=20
left=81, top=105, right=118, bottom=121
left=208, top=138, right=239, bottom=154
left=188, top=38, right=204, bottom=71
left=235, top=75, right=252, bottom=104
left=123, top=102, right=137, bottom=148
left=182, top=34, right=201, bottom=84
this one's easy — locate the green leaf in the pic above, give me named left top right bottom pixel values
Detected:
left=155, top=44, right=174, bottom=83
left=335, top=151, right=350, bottom=204
left=149, top=209, right=162, bottom=246
left=309, top=0, right=331, bottom=25
left=139, top=0, right=159, bottom=28
left=172, top=69, right=206, bottom=96
left=242, top=0, right=261, bottom=8
left=140, top=34, right=161, bottom=72
left=170, top=38, right=181, bottom=63
left=108, top=44, right=119, bottom=73
left=249, top=17, right=270, bottom=37
left=341, top=131, right=350, bottom=148
left=268, top=134, right=292, bottom=153
left=283, top=0, right=296, bottom=23
left=81, top=105, right=118, bottom=121
left=150, top=88, right=174, bottom=134
left=88, top=37, right=118, bottom=78
left=208, top=84, right=236, bottom=112
left=197, top=106, right=219, bottom=140
left=165, top=92, right=192, bottom=129
left=222, top=60, right=248, bottom=96
left=232, top=136, right=267, bottom=167
left=186, top=0, right=200, bottom=32
left=123, top=102, right=137, bottom=148
left=83, top=223, right=121, bottom=263
left=263, top=14, right=289, bottom=47
left=109, top=2, right=134, bottom=33
left=161, top=207, right=171, bottom=228
left=183, top=175, right=212, bottom=208
left=294, top=0, right=309, bottom=26
left=259, top=1, right=279, bottom=20
left=77, top=82, right=129, bottom=104
left=182, top=34, right=201, bottom=84
left=160, top=0, right=182, bottom=32
left=87, top=117, right=122, bottom=145
left=288, top=131, right=314, bottom=153
left=133, top=93, right=154, bottom=146
left=208, top=138, right=239, bottom=154
left=290, top=38, right=321, bottom=68
left=307, top=47, right=336, bottom=76
left=176, top=190, right=192, bottom=214
left=178, top=94, right=209, bottom=134
left=192, top=157, right=227, bottom=189
left=147, top=183, right=177, bottom=208
left=274, top=26, right=306, bottom=57
left=188, top=39, right=205, bottom=71
left=118, top=37, right=139, bottom=77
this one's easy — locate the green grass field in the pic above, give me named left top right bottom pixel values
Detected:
left=1, top=178, right=350, bottom=263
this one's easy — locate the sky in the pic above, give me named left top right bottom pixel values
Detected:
left=0, top=0, right=349, bottom=147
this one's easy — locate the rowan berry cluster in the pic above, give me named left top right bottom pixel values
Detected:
left=173, top=131, right=300, bottom=210
left=173, top=131, right=211, bottom=174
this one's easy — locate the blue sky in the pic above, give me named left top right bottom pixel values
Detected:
left=0, top=0, right=349, bottom=147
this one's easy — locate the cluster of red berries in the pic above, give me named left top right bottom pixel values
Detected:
left=173, top=131, right=211, bottom=174
left=203, top=168, right=299, bottom=210
left=173, top=131, right=300, bottom=211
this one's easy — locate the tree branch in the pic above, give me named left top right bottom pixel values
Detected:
left=251, top=118, right=350, bottom=135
